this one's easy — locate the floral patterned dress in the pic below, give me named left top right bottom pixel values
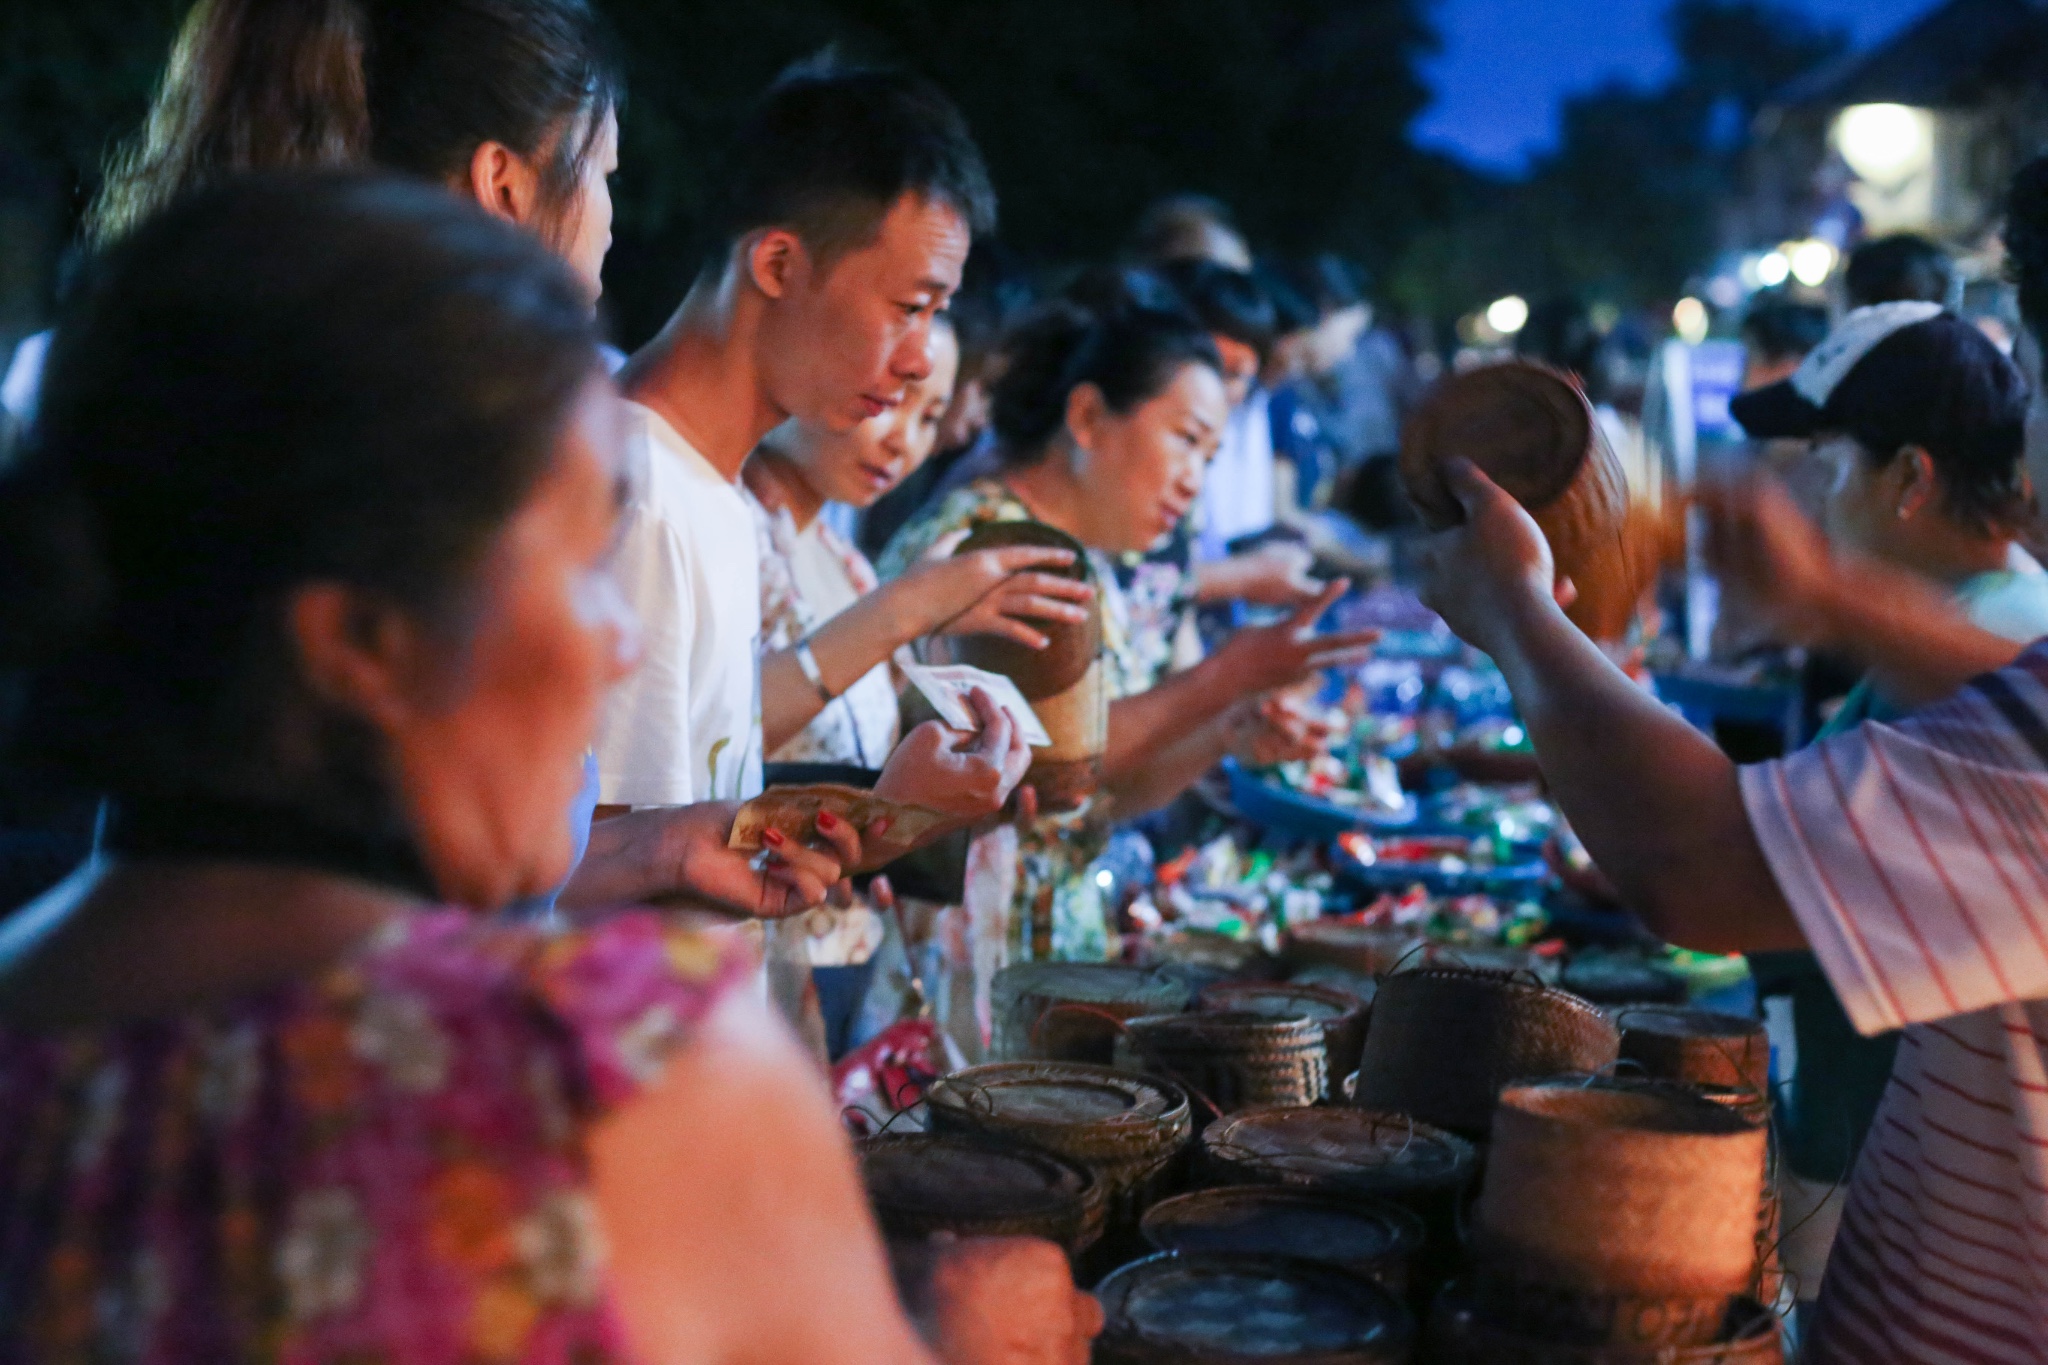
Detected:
left=878, top=478, right=1170, bottom=977
left=0, top=908, right=748, bottom=1365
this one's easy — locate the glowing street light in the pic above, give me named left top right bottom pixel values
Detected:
left=1833, top=103, right=1935, bottom=190
left=1486, top=295, right=1530, bottom=336
left=1789, top=240, right=1837, bottom=288
left=1673, top=296, right=1709, bottom=345
left=1756, top=251, right=1790, bottom=288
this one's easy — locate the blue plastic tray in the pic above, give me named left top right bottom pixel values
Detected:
left=1330, top=837, right=1550, bottom=897
left=1222, top=758, right=1418, bottom=841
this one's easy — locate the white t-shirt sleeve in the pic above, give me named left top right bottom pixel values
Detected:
left=1740, top=658, right=2048, bottom=1036
left=594, top=500, right=700, bottom=806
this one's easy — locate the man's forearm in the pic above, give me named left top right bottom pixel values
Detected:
left=1101, top=659, right=1243, bottom=782
left=1105, top=714, right=1232, bottom=820
left=1483, top=596, right=1805, bottom=955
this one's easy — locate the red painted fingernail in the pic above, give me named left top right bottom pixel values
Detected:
left=763, top=828, right=786, bottom=847
left=816, top=810, right=839, bottom=831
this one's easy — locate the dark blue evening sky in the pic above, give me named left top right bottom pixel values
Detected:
left=1416, top=0, right=1941, bottom=171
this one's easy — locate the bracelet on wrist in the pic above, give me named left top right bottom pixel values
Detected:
left=795, top=637, right=836, bottom=703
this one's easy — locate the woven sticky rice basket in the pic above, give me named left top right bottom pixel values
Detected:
left=1615, top=1007, right=1770, bottom=1098
left=991, top=961, right=1191, bottom=1064
left=1472, top=1077, right=1768, bottom=1348
left=926, top=1061, right=1192, bottom=1243
left=1198, top=980, right=1370, bottom=1090
left=1093, top=1251, right=1416, bottom=1364
left=1116, top=1010, right=1328, bottom=1114
left=1354, top=967, right=1620, bottom=1136
left=859, top=1131, right=1103, bottom=1254
left=1427, top=1284, right=1784, bottom=1365
left=1141, top=1186, right=1424, bottom=1294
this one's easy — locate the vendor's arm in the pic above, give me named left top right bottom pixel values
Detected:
left=760, top=545, right=1091, bottom=753
left=1106, top=693, right=1335, bottom=820
left=1699, top=477, right=2021, bottom=707
left=1189, top=541, right=1324, bottom=607
left=1417, top=460, right=1805, bottom=956
left=1100, top=580, right=1374, bottom=783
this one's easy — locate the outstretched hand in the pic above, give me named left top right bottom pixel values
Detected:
left=1211, top=578, right=1380, bottom=698
left=1413, top=458, right=1568, bottom=652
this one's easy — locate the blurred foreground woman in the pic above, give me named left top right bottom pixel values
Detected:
left=0, top=177, right=1094, bottom=1365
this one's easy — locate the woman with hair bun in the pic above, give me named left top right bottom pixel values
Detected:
left=879, top=288, right=1376, bottom=978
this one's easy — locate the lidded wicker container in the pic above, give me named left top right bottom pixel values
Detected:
left=1094, top=1252, right=1415, bottom=1364
left=1615, top=1007, right=1770, bottom=1097
left=1354, top=967, right=1619, bottom=1136
left=1283, top=920, right=1420, bottom=977
left=1428, top=1284, right=1784, bottom=1365
left=1141, top=1186, right=1424, bottom=1293
left=858, top=1132, right=1103, bottom=1254
left=1198, top=980, right=1370, bottom=1090
left=926, top=1061, right=1192, bottom=1241
left=1472, top=1076, right=1769, bottom=1348
left=1116, top=1010, right=1328, bottom=1113
left=992, top=961, right=1192, bottom=1064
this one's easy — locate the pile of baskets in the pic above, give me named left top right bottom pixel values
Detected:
left=853, top=955, right=1788, bottom=1364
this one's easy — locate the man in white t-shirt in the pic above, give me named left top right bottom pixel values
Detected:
left=594, top=60, right=1023, bottom=848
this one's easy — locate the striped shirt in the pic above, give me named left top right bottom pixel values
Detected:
left=1742, top=641, right=2048, bottom=1362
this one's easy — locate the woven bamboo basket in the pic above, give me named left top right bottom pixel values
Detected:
left=1094, top=1252, right=1415, bottom=1364
left=926, top=1061, right=1192, bottom=1244
left=1116, top=1010, right=1328, bottom=1113
left=991, top=961, right=1191, bottom=1064
left=1691, top=1083, right=1782, bottom=1306
left=1283, top=920, right=1421, bottom=977
left=859, top=1132, right=1103, bottom=1255
left=1198, top=981, right=1370, bottom=1089
left=1615, top=1007, right=1770, bottom=1097
left=1473, top=1077, right=1768, bottom=1348
left=1141, top=1186, right=1424, bottom=1294
left=1427, top=1284, right=1784, bottom=1365
left=1354, top=967, right=1620, bottom=1136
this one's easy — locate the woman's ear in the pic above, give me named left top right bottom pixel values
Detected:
left=1896, top=445, right=1941, bottom=520
left=1064, top=383, right=1108, bottom=456
left=466, top=140, right=542, bottom=228
left=289, top=584, right=429, bottom=733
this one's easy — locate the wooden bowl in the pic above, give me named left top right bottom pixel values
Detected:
left=1094, top=1252, right=1415, bottom=1364
left=952, top=519, right=1106, bottom=809
left=1399, top=361, right=1650, bottom=642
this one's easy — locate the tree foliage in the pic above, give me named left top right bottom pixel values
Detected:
left=1386, top=0, right=1846, bottom=323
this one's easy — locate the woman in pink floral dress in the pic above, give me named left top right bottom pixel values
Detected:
left=0, top=177, right=1096, bottom=1365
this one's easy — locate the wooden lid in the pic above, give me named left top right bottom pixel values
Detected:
left=1198, top=981, right=1365, bottom=1024
left=930, top=1061, right=1188, bottom=1129
left=1205, top=1106, right=1476, bottom=1194
left=1096, top=1252, right=1413, bottom=1362
left=951, top=519, right=1101, bottom=698
left=861, top=1132, right=1091, bottom=1226
left=1142, top=1187, right=1423, bottom=1269
left=1498, top=1076, right=1760, bottom=1137
left=1398, top=361, right=1596, bottom=530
